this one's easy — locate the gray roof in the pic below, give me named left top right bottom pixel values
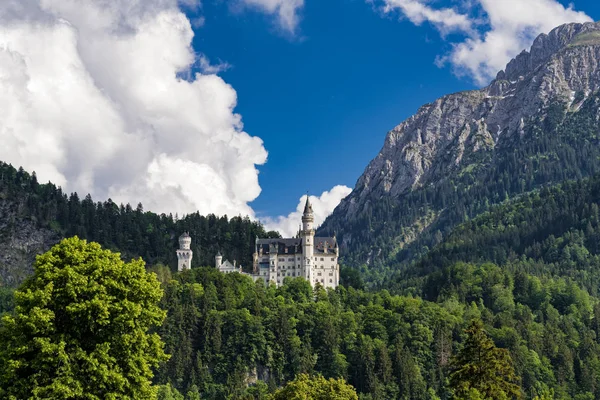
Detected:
left=256, top=238, right=302, bottom=255
left=303, top=197, right=313, bottom=214
left=255, top=236, right=338, bottom=255
left=180, top=231, right=190, bottom=238
left=314, top=237, right=338, bottom=254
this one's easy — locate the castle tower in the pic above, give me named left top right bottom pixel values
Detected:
left=215, top=251, right=223, bottom=269
left=301, top=196, right=315, bottom=282
left=177, top=232, right=193, bottom=272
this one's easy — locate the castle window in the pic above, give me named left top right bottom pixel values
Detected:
left=329, top=272, right=333, bottom=276
left=320, top=258, right=324, bottom=261
left=331, top=258, right=335, bottom=261
left=330, top=279, right=333, bottom=283
left=317, top=272, right=322, bottom=276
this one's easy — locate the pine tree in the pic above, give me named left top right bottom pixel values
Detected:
left=449, top=320, right=522, bottom=399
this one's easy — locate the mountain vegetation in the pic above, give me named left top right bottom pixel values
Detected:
left=0, top=161, right=279, bottom=287
left=147, top=259, right=600, bottom=399
left=319, top=21, right=600, bottom=288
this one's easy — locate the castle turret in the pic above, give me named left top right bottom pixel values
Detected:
left=215, top=251, right=223, bottom=269
left=301, top=196, right=315, bottom=282
left=177, top=232, right=193, bottom=271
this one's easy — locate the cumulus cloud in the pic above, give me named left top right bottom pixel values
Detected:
left=375, top=0, right=592, bottom=85
left=263, top=186, right=352, bottom=237
left=380, top=0, right=473, bottom=36
left=0, top=0, right=267, bottom=217
left=0, top=0, right=343, bottom=232
left=236, top=0, right=305, bottom=33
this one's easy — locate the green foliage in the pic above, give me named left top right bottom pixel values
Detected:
left=270, top=374, right=358, bottom=400
left=152, top=261, right=600, bottom=399
left=0, top=237, right=168, bottom=399
left=0, top=161, right=276, bottom=287
left=450, top=320, right=521, bottom=399
left=411, top=175, right=600, bottom=297
left=0, top=288, right=14, bottom=315
left=158, top=384, right=184, bottom=400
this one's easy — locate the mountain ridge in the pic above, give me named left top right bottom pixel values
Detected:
left=319, top=21, right=600, bottom=277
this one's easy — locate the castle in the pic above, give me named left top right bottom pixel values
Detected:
left=176, top=197, right=340, bottom=289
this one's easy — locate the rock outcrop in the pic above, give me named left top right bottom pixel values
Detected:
left=321, top=21, right=600, bottom=267
left=333, top=21, right=600, bottom=220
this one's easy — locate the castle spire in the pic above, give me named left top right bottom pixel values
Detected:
left=303, top=195, right=313, bottom=216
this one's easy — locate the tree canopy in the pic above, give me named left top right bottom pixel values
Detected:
left=270, top=374, right=358, bottom=400
left=0, top=237, right=168, bottom=399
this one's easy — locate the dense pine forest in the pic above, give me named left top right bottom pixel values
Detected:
left=0, top=161, right=279, bottom=287
left=153, top=263, right=600, bottom=399
left=397, top=175, right=600, bottom=298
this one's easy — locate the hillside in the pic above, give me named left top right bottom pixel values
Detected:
left=389, top=175, right=600, bottom=299
left=0, top=162, right=279, bottom=287
left=319, top=21, right=600, bottom=285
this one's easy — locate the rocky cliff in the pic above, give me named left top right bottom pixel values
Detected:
left=320, top=21, right=600, bottom=274
left=0, top=194, right=59, bottom=286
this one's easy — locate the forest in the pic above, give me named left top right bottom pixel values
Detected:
left=4, top=163, right=600, bottom=398
left=151, top=262, right=599, bottom=399
left=0, top=160, right=279, bottom=288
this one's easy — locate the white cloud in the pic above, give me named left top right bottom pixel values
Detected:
left=381, top=0, right=473, bottom=35
left=263, top=186, right=352, bottom=237
left=0, top=0, right=266, bottom=217
left=0, top=0, right=341, bottom=232
left=376, top=0, right=592, bottom=85
left=237, top=0, right=305, bottom=33
left=197, top=54, right=232, bottom=75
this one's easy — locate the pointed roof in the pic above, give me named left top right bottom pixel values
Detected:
left=216, top=250, right=222, bottom=257
left=180, top=231, right=190, bottom=238
left=303, top=196, right=313, bottom=215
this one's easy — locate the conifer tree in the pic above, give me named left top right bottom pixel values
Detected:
left=449, top=320, right=522, bottom=399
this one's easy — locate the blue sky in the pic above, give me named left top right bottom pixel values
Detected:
left=184, top=0, right=600, bottom=219
left=1, top=0, right=600, bottom=237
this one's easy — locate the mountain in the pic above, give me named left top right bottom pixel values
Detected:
left=320, top=21, right=600, bottom=282
left=0, top=162, right=278, bottom=288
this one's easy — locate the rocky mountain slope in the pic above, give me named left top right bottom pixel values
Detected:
left=320, top=21, right=600, bottom=279
left=0, top=194, right=58, bottom=287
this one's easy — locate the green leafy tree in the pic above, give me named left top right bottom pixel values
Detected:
left=449, top=320, right=521, bottom=399
left=0, top=237, right=168, bottom=399
left=270, top=374, right=358, bottom=400
left=157, top=384, right=184, bottom=400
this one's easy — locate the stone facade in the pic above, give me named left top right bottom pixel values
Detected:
left=247, top=198, right=340, bottom=288
left=176, top=232, right=193, bottom=272
left=175, top=198, right=340, bottom=288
